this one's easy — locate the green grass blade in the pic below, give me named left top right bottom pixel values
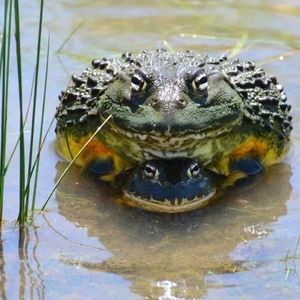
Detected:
left=30, top=31, right=50, bottom=218
left=2, top=75, right=36, bottom=181
left=14, top=0, right=27, bottom=225
left=23, top=0, right=45, bottom=217
left=56, top=19, right=87, bottom=54
left=24, top=0, right=45, bottom=213
left=1, top=0, right=49, bottom=225
left=0, top=0, right=13, bottom=222
left=0, top=0, right=13, bottom=219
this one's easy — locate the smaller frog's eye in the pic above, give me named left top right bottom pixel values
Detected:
left=191, top=70, right=208, bottom=92
left=131, top=70, right=147, bottom=92
left=144, top=163, right=159, bottom=179
left=187, top=162, right=201, bottom=178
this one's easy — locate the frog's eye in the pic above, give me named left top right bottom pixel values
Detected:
left=144, top=163, right=159, bottom=179
left=187, top=162, right=201, bottom=178
left=131, top=70, right=148, bottom=92
left=191, top=70, right=208, bottom=92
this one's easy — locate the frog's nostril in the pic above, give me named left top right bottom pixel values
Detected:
left=151, top=99, right=161, bottom=108
left=176, top=99, right=187, bottom=108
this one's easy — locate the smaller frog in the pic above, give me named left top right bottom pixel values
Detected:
left=121, top=159, right=216, bottom=213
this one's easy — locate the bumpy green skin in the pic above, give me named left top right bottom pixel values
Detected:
left=55, top=49, right=292, bottom=176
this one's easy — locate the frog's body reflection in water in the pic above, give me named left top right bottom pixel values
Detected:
left=55, top=162, right=291, bottom=299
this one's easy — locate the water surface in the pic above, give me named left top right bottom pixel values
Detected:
left=1, top=0, right=300, bottom=299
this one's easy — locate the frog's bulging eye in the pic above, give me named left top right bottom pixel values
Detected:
left=187, top=162, right=201, bottom=178
left=191, top=70, right=208, bottom=92
left=144, top=163, right=159, bottom=179
left=131, top=70, right=148, bottom=92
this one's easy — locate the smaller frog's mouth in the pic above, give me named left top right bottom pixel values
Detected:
left=122, top=189, right=216, bottom=213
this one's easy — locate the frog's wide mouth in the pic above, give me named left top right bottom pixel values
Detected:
left=102, top=115, right=242, bottom=151
left=110, top=123, right=233, bottom=142
left=104, top=117, right=240, bottom=161
left=122, top=188, right=216, bottom=213
left=99, top=101, right=244, bottom=140
left=97, top=114, right=243, bottom=163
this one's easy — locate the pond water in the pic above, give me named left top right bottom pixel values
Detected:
left=1, top=0, right=300, bottom=299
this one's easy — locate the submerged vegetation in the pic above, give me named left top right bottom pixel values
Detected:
left=0, top=0, right=48, bottom=227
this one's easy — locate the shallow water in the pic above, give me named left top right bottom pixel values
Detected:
left=1, top=0, right=300, bottom=299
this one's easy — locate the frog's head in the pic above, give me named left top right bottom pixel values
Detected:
left=123, top=159, right=216, bottom=213
left=100, top=49, right=244, bottom=136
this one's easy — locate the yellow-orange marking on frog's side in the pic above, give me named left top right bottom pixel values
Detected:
left=214, top=137, right=270, bottom=175
left=232, top=137, right=267, bottom=158
left=56, top=133, right=133, bottom=175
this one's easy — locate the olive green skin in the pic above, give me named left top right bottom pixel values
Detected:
left=55, top=49, right=292, bottom=177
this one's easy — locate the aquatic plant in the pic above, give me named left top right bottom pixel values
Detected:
left=0, top=0, right=49, bottom=227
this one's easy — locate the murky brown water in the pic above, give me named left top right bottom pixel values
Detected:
left=1, top=0, right=300, bottom=299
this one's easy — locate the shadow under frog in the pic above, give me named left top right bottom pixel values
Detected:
left=55, top=162, right=292, bottom=299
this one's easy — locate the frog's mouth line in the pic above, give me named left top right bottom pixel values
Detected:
left=111, top=126, right=232, bottom=144
left=98, top=110, right=244, bottom=150
left=122, top=188, right=216, bottom=213
left=108, top=121, right=235, bottom=143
